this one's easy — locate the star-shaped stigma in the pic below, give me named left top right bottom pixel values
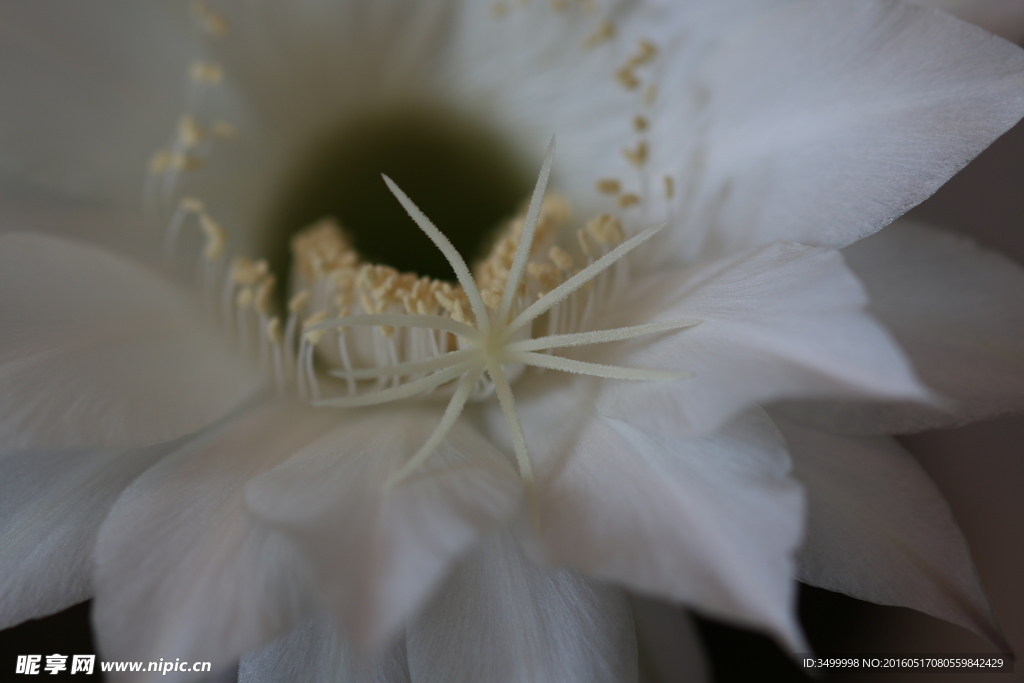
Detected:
left=307, top=139, right=699, bottom=523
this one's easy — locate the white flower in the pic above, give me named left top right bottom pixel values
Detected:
left=2, top=0, right=1024, bottom=681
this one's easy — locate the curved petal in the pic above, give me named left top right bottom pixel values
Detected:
left=505, top=374, right=806, bottom=652
left=92, top=402, right=334, bottom=675
left=655, top=0, right=1024, bottom=261
left=630, top=595, right=710, bottom=683
left=244, top=407, right=521, bottom=653
left=0, top=445, right=167, bottom=630
left=406, top=531, right=637, bottom=683
left=0, top=233, right=261, bottom=450
left=910, top=0, right=1024, bottom=41
left=0, top=0, right=196, bottom=202
left=596, top=242, right=929, bottom=436
left=239, top=616, right=411, bottom=683
left=774, top=415, right=1007, bottom=650
left=778, top=222, right=1024, bottom=434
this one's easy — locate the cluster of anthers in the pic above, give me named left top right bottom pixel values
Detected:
left=148, top=3, right=698, bottom=524
left=304, top=141, right=698, bottom=522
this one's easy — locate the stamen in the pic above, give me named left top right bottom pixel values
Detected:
left=307, top=313, right=481, bottom=343
left=505, top=223, right=665, bottom=334
left=331, top=348, right=474, bottom=380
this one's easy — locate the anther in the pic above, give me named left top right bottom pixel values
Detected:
left=199, top=214, right=226, bottom=261
left=633, top=115, right=649, bottom=132
left=212, top=121, right=238, bottom=139
left=190, top=1, right=227, bottom=38
left=190, top=62, right=224, bottom=85
left=584, top=20, right=615, bottom=48
left=587, top=214, right=625, bottom=245
left=548, top=246, right=574, bottom=270
left=255, top=275, right=276, bottom=314
left=623, top=141, right=648, bottom=167
left=178, top=116, right=204, bottom=148
left=266, top=317, right=282, bottom=345
left=644, top=85, right=658, bottom=106
left=618, top=193, right=641, bottom=208
left=232, top=257, right=269, bottom=286
left=596, top=178, right=621, bottom=195
left=577, top=228, right=592, bottom=256
left=289, top=289, right=311, bottom=314
left=664, top=175, right=675, bottom=199
left=615, top=67, right=641, bottom=90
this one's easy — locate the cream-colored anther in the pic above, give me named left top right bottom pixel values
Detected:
left=623, top=141, right=648, bottom=167
left=255, top=275, right=276, bottom=314
left=149, top=149, right=171, bottom=174
left=190, top=1, right=227, bottom=38
left=177, top=116, right=204, bottom=148
left=492, top=0, right=509, bottom=17
left=303, top=311, right=329, bottom=345
left=527, top=262, right=561, bottom=292
left=180, top=197, right=205, bottom=213
left=644, top=85, right=658, bottom=106
left=633, top=115, right=649, bottom=132
left=190, top=62, right=224, bottom=84
left=629, top=39, right=658, bottom=67
left=664, top=175, right=675, bottom=199
left=163, top=152, right=204, bottom=172
left=596, top=179, right=621, bottom=195
left=549, top=246, right=574, bottom=271
left=232, top=257, right=269, bottom=286
left=587, top=214, right=625, bottom=245
left=199, top=214, right=226, bottom=260
left=288, top=289, right=311, bottom=314
left=618, top=193, right=641, bottom=208
left=236, top=287, right=253, bottom=311
left=482, top=289, right=502, bottom=310
left=615, top=67, right=641, bottom=90
left=266, top=317, right=282, bottom=345
left=584, top=20, right=615, bottom=48
left=212, top=121, right=238, bottom=139
left=577, top=228, right=592, bottom=256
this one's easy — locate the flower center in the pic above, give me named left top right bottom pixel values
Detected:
left=268, top=107, right=533, bottom=287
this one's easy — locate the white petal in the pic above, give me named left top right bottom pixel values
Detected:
left=244, top=407, right=521, bottom=653
left=0, top=0, right=195, bottom=201
left=779, top=222, right=1024, bottom=434
left=92, top=403, right=335, bottom=675
left=774, top=416, right=1007, bottom=649
left=656, top=0, right=1024, bottom=261
left=0, top=233, right=261, bottom=450
left=240, top=616, right=411, bottom=683
left=0, top=445, right=166, bottom=630
left=630, top=596, right=710, bottom=683
left=407, top=531, right=637, bottom=683
left=597, top=242, right=929, bottom=436
left=909, top=0, right=1024, bottom=41
left=508, top=376, right=806, bottom=651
